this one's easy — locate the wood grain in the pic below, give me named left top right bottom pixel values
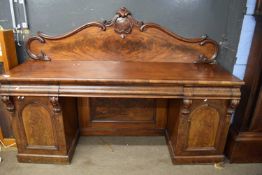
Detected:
left=166, top=99, right=235, bottom=164
left=1, top=60, right=242, bottom=86
left=26, top=8, right=218, bottom=64
left=10, top=97, right=79, bottom=164
left=22, top=102, right=55, bottom=147
left=187, top=105, right=220, bottom=149
left=78, top=98, right=167, bottom=136
left=90, top=98, right=155, bottom=121
left=0, top=7, right=244, bottom=165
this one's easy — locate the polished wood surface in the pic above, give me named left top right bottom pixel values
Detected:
left=26, top=7, right=218, bottom=64
left=166, top=99, right=237, bottom=164
left=1, top=60, right=242, bottom=86
left=0, top=7, right=243, bottom=164
left=11, top=97, right=79, bottom=164
left=78, top=98, right=167, bottom=136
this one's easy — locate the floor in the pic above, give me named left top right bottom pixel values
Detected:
left=0, top=136, right=261, bottom=175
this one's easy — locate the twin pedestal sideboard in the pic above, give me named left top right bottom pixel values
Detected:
left=0, top=8, right=243, bottom=164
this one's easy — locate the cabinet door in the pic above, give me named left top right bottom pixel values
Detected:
left=12, top=97, right=67, bottom=155
left=175, top=99, right=230, bottom=156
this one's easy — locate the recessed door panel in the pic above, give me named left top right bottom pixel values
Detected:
left=78, top=98, right=167, bottom=135
left=22, top=103, right=55, bottom=147
left=187, top=105, right=220, bottom=149
left=90, top=98, right=155, bottom=122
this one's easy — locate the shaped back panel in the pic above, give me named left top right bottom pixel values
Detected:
left=26, top=7, right=219, bottom=64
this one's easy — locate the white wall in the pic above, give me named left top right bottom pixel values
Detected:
left=233, top=0, right=256, bottom=79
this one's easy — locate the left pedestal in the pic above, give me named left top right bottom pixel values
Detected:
left=1, top=96, right=79, bottom=164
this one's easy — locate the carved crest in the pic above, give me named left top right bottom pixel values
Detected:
left=103, top=7, right=143, bottom=38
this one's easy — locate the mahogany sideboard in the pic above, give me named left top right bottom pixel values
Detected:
left=0, top=8, right=243, bottom=164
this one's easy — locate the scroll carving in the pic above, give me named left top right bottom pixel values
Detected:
left=26, top=36, right=51, bottom=61
left=26, top=7, right=219, bottom=64
left=1, top=96, right=15, bottom=112
left=140, top=25, right=219, bottom=64
left=195, top=39, right=219, bottom=64
left=49, top=97, right=61, bottom=113
left=26, top=23, right=106, bottom=61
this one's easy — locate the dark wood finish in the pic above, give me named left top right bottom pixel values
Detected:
left=250, top=86, right=262, bottom=131
left=0, top=101, right=13, bottom=137
left=26, top=7, right=218, bottom=64
left=0, top=60, right=242, bottom=85
left=78, top=98, right=167, bottom=136
left=166, top=99, right=239, bottom=164
left=226, top=4, right=262, bottom=162
left=1, top=96, right=15, bottom=112
left=255, top=0, right=262, bottom=16
left=90, top=98, right=155, bottom=121
left=10, top=96, right=79, bottom=164
left=0, top=8, right=243, bottom=164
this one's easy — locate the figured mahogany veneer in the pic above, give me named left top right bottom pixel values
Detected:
left=0, top=7, right=243, bottom=164
left=26, top=7, right=218, bottom=64
left=1, top=60, right=241, bottom=85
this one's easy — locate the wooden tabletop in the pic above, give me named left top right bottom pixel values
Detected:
left=0, top=60, right=243, bottom=86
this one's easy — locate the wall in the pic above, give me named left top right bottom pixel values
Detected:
left=233, top=0, right=256, bottom=79
left=0, top=0, right=246, bottom=71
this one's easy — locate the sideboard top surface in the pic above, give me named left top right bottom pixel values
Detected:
left=0, top=60, right=243, bottom=86
left=0, top=7, right=243, bottom=87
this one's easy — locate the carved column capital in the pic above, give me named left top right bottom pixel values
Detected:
left=227, top=99, right=240, bottom=115
left=49, top=96, right=61, bottom=113
left=181, top=99, right=192, bottom=115
left=1, top=96, right=15, bottom=112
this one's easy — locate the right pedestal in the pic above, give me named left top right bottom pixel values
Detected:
left=166, top=99, right=237, bottom=164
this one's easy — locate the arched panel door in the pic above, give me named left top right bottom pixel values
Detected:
left=175, top=99, right=229, bottom=157
left=187, top=105, right=220, bottom=150
left=13, top=97, right=67, bottom=155
left=21, top=102, right=56, bottom=148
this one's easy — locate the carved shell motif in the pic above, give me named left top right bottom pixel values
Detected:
left=103, top=7, right=144, bottom=38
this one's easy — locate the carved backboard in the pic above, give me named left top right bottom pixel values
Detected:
left=26, top=7, right=219, bottom=64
